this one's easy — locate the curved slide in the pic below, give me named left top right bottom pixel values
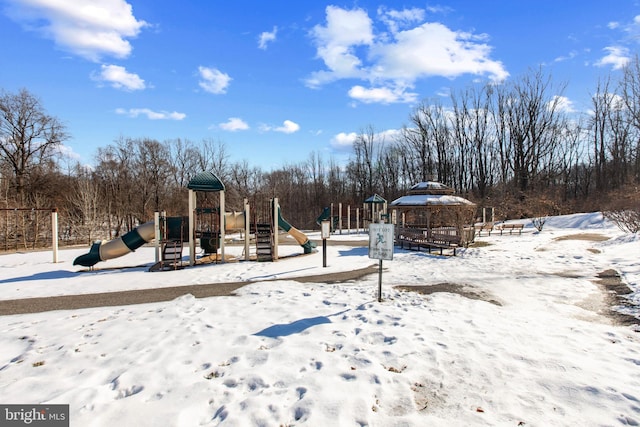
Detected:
left=277, top=207, right=316, bottom=254
left=73, top=221, right=156, bottom=267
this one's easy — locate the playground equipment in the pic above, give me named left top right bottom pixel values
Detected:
left=277, top=203, right=315, bottom=254
left=73, top=221, right=155, bottom=267
left=315, top=207, right=339, bottom=231
left=72, top=207, right=250, bottom=269
left=251, top=198, right=316, bottom=261
left=74, top=171, right=313, bottom=268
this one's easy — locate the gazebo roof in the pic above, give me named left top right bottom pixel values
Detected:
left=187, top=171, right=225, bottom=192
left=364, top=194, right=387, bottom=204
left=390, top=181, right=475, bottom=207
left=390, top=194, right=475, bottom=207
left=408, top=181, right=455, bottom=195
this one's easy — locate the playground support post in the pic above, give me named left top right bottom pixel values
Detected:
left=272, top=197, right=279, bottom=260
left=154, top=212, right=160, bottom=263
left=188, top=190, right=196, bottom=266
left=219, top=190, right=225, bottom=262
left=51, top=209, right=58, bottom=263
left=153, top=211, right=167, bottom=263
left=244, top=199, right=250, bottom=262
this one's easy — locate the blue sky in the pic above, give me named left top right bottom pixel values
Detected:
left=1, top=1, right=639, bottom=170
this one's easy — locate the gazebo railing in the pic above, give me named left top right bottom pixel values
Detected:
left=395, top=225, right=475, bottom=246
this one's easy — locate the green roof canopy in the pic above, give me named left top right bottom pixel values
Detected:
left=364, top=194, right=386, bottom=204
left=187, top=171, right=225, bottom=192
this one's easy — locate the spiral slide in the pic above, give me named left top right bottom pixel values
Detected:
left=73, top=221, right=156, bottom=267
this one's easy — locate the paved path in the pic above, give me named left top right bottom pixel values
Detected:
left=0, top=264, right=379, bottom=316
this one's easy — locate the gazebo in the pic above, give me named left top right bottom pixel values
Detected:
left=390, top=181, right=476, bottom=244
left=363, top=193, right=387, bottom=225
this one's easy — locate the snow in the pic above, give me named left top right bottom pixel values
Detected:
left=389, top=194, right=475, bottom=206
left=1, top=212, right=639, bottom=426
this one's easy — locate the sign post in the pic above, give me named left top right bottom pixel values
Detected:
left=321, top=220, right=330, bottom=267
left=368, top=223, right=394, bottom=302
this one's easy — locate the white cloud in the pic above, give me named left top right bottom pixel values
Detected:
left=331, top=128, right=400, bottom=151
left=306, top=6, right=374, bottom=87
left=348, top=85, right=417, bottom=104
left=275, top=120, right=300, bottom=133
left=553, top=50, right=577, bottom=63
left=258, top=26, right=277, bottom=49
left=261, top=120, right=300, bottom=134
left=306, top=6, right=508, bottom=103
left=93, top=64, right=145, bottom=90
left=595, top=46, right=631, bottom=70
left=4, top=0, right=147, bottom=61
left=198, top=66, right=232, bottom=94
left=115, top=108, right=185, bottom=120
left=370, top=22, right=508, bottom=83
left=377, top=6, right=424, bottom=34
left=330, top=132, right=358, bottom=149
left=56, top=143, right=81, bottom=160
left=219, top=117, right=249, bottom=131
left=550, top=95, right=576, bottom=114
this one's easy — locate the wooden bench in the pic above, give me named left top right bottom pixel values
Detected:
left=397, top=230, right=429, bottom=250
left=427, top=233, right=461, bottom=256
left=474, top=222, right=494, bottom=236
left=397, top=231, right=460, bottom=256
left=497, top=223, right=524, bottom=235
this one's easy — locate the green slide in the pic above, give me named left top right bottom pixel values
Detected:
left=277, top=207, right=316, bottom=254
left=73, top=221, right=156, bottom=267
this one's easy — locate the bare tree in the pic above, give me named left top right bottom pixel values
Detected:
left=350, top=125, right=381, bottom=197
left=450, top=84, right=496, bottom=197
left=498, top=68, right=567, bottom=194
left=198, top=138, right=231, bottom=183
left=0, top=88, right=68, bottom=204
left=167, top=138, right=201, bottom=188
left=404, top=101, right=452, bottom=184
left=618, top=55, right=640, bottom=184
left=68, top=167, right=102, bottom=243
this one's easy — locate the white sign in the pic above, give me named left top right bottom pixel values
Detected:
left=368, top=223, right=394, bottom=260
left=321, top=220, right=331, bottom=239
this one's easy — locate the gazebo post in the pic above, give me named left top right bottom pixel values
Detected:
left=244, top=199, right=250, bottom=261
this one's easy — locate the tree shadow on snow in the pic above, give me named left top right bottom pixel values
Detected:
left=337, top=247, right=368, bottom=257
left=254, top=309, right=349, bottom=338
left=0, top=269, right=79, bottom=284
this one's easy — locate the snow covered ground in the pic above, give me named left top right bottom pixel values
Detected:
left=0, top=212, right=639, bottom=426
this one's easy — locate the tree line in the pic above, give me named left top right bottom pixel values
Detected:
left=1, top=62, right=639, bottom=246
